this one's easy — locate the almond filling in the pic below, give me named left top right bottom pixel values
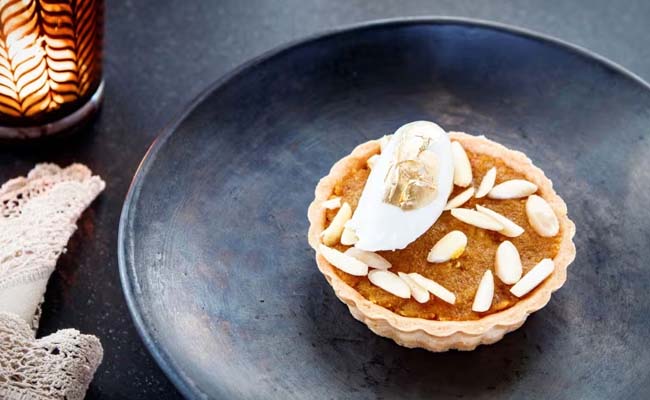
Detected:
left=324, top=146, right=562, bottom=321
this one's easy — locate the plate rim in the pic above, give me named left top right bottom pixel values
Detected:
left=117, top=16, right=650, bottom=399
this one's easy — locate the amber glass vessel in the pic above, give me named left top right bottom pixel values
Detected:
left=0, top=0, right=104, bottom=139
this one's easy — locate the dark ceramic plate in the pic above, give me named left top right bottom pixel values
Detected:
left=119, top=18, right=650, bottom=399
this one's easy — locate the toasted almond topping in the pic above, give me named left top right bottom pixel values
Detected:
left=367, top=154, right=380, bottom=169
left=444, top=187, right=475, bottom=210
left=408, top=273, right=456, bottom=304
left=344, top=247, right=391, bottom=270
left=318, top=244, right=368, bottom=276
left=450, top=208, right=504, bottom=231
left=451, top=141, right=473, bottom=187
left=398, top=272, right=430, bottom=303
left=340, top=225, right=359, bottom=245
left=510, top=258, right=554, bottom=297
left=526, top=195, right=560, bottom=237
left=488, top=179, right=538, bottom=199
left=368, top=270, right=411, bottom=299
left=472, top=270, right=494, bottom=312
left=475, top=167, right=497, bottom=198
left=495, top=241, right=523, bottom=284
left=476, top=204, right=524, bottom=237
left=322, top=197, right=341, bottom=210
left=378, top=134, right=392, bottom=153
left=427, top=230, right=468, bottom=263
left=321, top=202, right=352, bottom=246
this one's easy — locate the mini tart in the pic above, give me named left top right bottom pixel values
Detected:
left=307, top=132, right=576, bottom=351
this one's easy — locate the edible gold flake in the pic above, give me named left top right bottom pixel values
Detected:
left=383, top=133, right=439, bottom=210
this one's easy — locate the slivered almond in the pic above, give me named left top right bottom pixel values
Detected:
left=476, top=205, right=524, bottom=237
left=488, top=179, right=538, bottom=199
left=510, top=258, right=554, bottom=297
left=495, top=241, right=523, bottom=284
left=340, top=225, right=359, bottom=245
left=450, top=208, right=503, bottom=231
left=444, top=187, right=475, bottom=210
left=472, top=270, right=494, bottom=312
left=398, top=272, right=430, bottom=303
left=368, top=270, right=411, bottom=299
left=427, top=230, right=467, bottom=263
left=344, top=247, right=391, bottom=270
left=318, top=244, right=368, bottom=276
left=321, top=202, right=351, bottom=245
left=526, top=195, right=560, bottom=237
left=408, top=273, right=456, bottom=304
left=378, top=135, right=392, bottom=152
left=451, top=141, right=472, bottom=187
left=367, top=154, right=380, bottom=169
left=475, top=167, right=497, bottom=198
left=322, top=197, right=341, bottom=210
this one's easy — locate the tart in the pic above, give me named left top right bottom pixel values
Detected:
left=307, top=121, right=576, bottom=351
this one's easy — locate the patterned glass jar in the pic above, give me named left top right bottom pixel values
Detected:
left=0, top=0, right=103, bottom=139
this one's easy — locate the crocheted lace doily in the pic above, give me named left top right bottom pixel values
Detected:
left=0, top=312, right=103, bottom=400
left=0, top=163, right=105, bottom=327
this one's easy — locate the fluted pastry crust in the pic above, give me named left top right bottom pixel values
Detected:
left=307, top=132, right=576, bottom=351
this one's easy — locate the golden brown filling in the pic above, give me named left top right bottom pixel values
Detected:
left=326, top=149, right=562, bottom=321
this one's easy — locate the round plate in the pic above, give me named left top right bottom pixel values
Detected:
left=119, top=18, right=650, bottom=399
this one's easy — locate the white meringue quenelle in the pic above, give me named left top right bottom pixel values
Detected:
left=347, top=121, right=454, bottom=251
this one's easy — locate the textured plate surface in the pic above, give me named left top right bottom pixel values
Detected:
left=119, top=19, right=650, bottom=399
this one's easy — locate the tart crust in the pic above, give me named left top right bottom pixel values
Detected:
left=307, top=132, right=576, bottom=351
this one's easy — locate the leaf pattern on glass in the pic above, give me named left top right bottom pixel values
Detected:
left=0, top=0, right=102, bottom=118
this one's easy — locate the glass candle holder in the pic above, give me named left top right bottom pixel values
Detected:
left=0, top=0, right=104, bottom=139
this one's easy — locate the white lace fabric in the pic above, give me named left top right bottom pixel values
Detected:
left=0, top=164, right=105, bottom=399
left=0, top=312, right=103, bottom=400
left=0, top=163, right=105, bottom=325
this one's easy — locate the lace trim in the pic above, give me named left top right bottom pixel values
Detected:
left=0, top=312, right=103, bottom=400
left=0, top=163, right=105, bottom=325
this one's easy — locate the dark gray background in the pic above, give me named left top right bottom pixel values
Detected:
left=1, top=1, right=649, bottom=399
